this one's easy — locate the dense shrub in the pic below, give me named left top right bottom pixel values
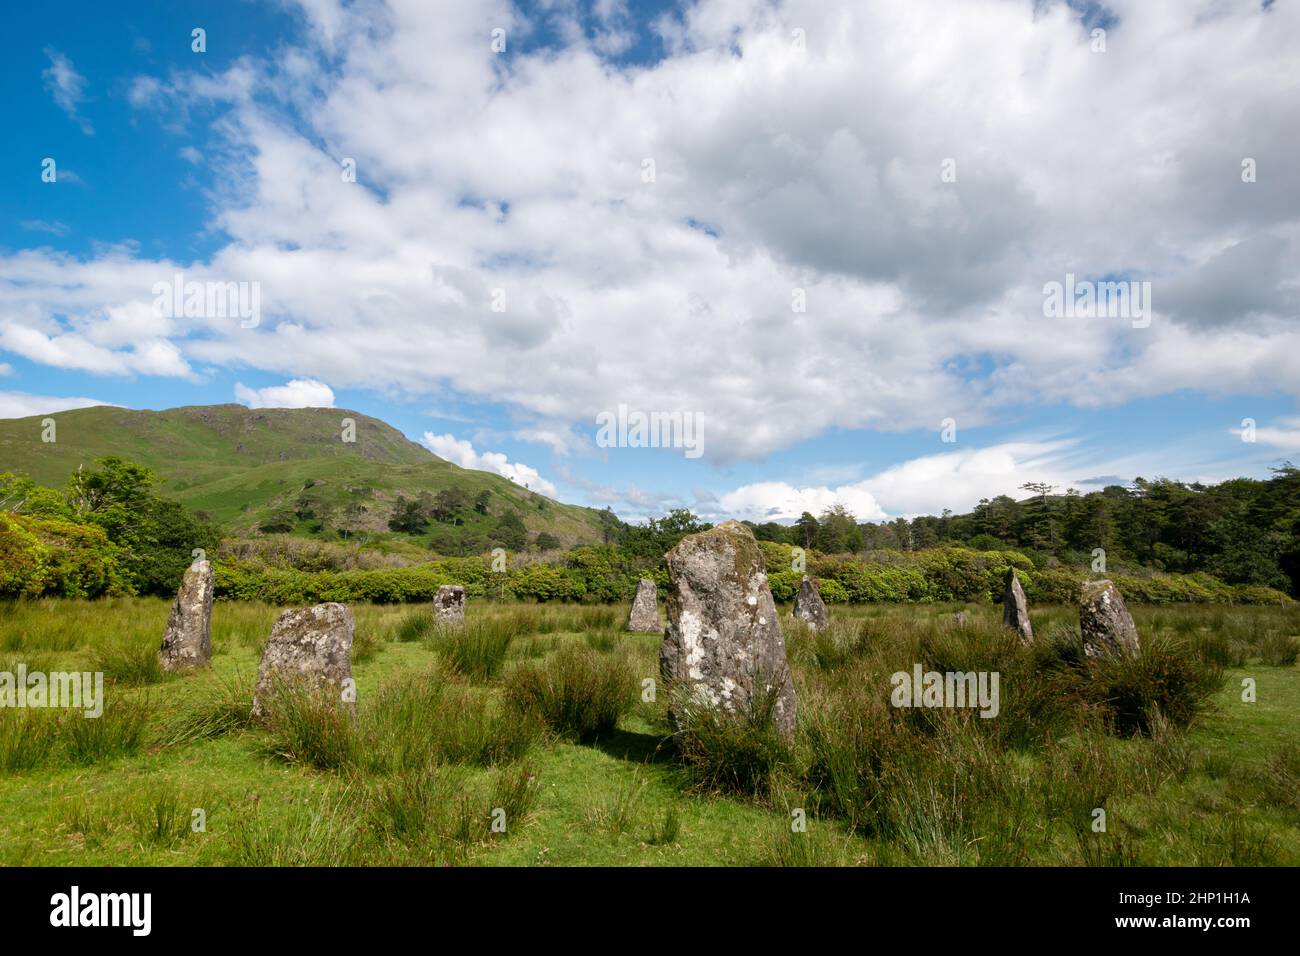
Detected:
left=0, top=513, right=124, bottom=599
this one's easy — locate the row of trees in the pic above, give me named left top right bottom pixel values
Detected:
left=741, top=467, right=1300, bottom=594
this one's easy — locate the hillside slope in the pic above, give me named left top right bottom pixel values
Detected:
left=0, top=404, right=604, bottom=548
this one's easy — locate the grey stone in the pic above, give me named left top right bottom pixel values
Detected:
left=952, top=611, right=970, bottom=628
left=660, top=520, right=796, bottom=737
left=1079, top=579, right=1140, bottom=658
left=252, top=602, right=356, bottom=721
left=433, top=584, right=466, bottom=626
left=627, top=578, right=660, bottom=632
left=1002, top=568, right=1034, bottom=645
left=158, top=560, right=214, bottom=672
left=791, top=575, right=829, bottom=632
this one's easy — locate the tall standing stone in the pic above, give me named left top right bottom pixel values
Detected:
left=158, top=560, right=214, bottom=672
left=791, top=575, right=829, bottom=632
left=1079, top=580, right=1140, bottom=658
left=660, top=520, right=796, bottom=737
left=252, top=602, right=356, bottom=721
left=627, top=578, right=660, bottom=632
left=433, top=584, right=466, bottom=627
left=1002, top=568, right=1034, bottom=645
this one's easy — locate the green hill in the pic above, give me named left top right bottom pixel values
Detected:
left=0, top=404, right=604, bottom=550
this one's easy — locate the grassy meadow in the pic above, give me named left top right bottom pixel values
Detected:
left=0, top=597, right=1297, bottom=866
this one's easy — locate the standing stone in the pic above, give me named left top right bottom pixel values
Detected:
left=627, top=579, right=660, bottom=632
left=158, top=560, right=214, bottom=672
left=252, top=603, right=356, bottom=721
left=1079, top=580, right=1140, bottom=658
left=1002, top=568, right=1034, bottom=645
left=660, top=520, right=796, bottom=737
left=952, top=611, right=970, bottom=628
left=791, top=575, right=829, bottom=632
left=433, top=584, right=466, bottom=627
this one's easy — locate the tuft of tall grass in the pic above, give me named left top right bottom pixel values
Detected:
left=362, top=666, right=539, bottom=770
left=364, top=761, right=542, bottom=862
left=261, top=681, right=359, bottom=771
left=647, top=805, right=681, bottom=846
left=503, top=643, right=637, bottom=743
left=94, top=638, right=167, bottom=686
left=0, top=707, right=61, bottom=772
left=1073, top=635, right=1224, bottom=735
left=63, top=696, right=153, bottom=765
left=125, top=787, right=194, bottom=847
left=427, top=617, right=516, bottom=681
left=392, top=609, right=431, bottom=643
left=585, top=770, right=649, bottom=836
left=752, top=825, right=857, bottom=867
left=227, top=789, right=363, bottom=866
left=1259, top=631, right=1299, bottom=667
left=672, top=681, right=793, bottom=798
left=155, top=670, right=255, bottom=748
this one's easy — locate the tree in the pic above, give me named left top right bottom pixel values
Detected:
left=388, top=496, right=429, bottom=534
left=491, top=510, right=528, bottom=550
left=60, top=457, right=219, bottom=595
left=535, top=531, right=560, bottom=551
left=815, top=505, right=862, bottom=553
left=474, top=490, right=492, bottom=515
left=795, top=512, right=819, bottom=549
left=260, top=508, right=296, bottom=534
left=432, top=487, right=468, bottom=522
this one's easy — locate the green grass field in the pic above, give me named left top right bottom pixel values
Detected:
left=1, top=598, right=1296, bottom=866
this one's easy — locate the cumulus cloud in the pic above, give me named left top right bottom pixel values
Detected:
left=0, top=391, right=112, bottom=420
left=421, top=432, right=559, bottom=497
left=2, top=0, right=1297, bottom=475
left=42, top=48, right=92, bottom=134
left=234, top=378, right=335, bottom=408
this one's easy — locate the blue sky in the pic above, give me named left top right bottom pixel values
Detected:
left=2, top=0, right=1298, bottom=523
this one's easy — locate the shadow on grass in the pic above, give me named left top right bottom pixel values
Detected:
left=591, top=727, right=676, bottom=766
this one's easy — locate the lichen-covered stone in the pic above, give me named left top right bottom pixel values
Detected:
left=1002, top=568, right=1034, bottom=645
left=433, top=585, right=465, bottom=626
left=627, top=578, right=660, bottom=632
left=158, top=560, right=213, bottom=672
left=252, top=602, right=356, bottom=721
left=791, top=575, right=829, bottom=632
left=1079, top=580, right=1140, bottom=658
left=660, top=520, right=796, bottom=737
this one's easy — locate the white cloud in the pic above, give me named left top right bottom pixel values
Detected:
left=420, top=432, right=559, bottom=497
left=42, top=48, right=92, bottom=135
left=711, top=441, right=1076, bottom=521
left=715, top=480, right=888, bottom=523
left=1, top=0, right=1296, bottom=471
left=234, top=378, right=335, bottom=408
left=0, top=391, right=112, bottom=420
left=1237, top=416, right=1300, bottom=453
